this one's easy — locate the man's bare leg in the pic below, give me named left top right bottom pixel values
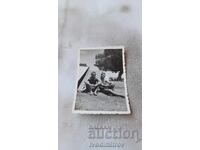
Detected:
left=100, top=89, right=125, bottom=98
left=81, top=82, right=93, bottom=95
left=93, top=86, right=99, bottom=96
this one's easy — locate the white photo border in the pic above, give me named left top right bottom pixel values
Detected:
left=72, top=46, right=131, bottom=114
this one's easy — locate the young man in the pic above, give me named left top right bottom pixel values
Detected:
left=98, top=72, right=125, bottom=98
left=81, top=71, right=99, bottom=96
left=99, top=72, right=115, bottom=91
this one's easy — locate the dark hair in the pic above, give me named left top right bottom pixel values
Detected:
left=91, top=71, right=96, bottom=75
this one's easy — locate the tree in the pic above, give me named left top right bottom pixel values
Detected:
left=95, top=49, right=123, bottom=80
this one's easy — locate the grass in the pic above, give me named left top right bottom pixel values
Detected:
left=75, top=70, right=128, bottom=111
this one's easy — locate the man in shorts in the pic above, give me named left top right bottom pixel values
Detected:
left=98, top=72, right=115, bottom=91
left=98, top=72, right=124, bottom=98
left=81, top=71, right=99, bottom=96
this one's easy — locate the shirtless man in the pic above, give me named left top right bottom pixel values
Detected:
left=99, top=72, right=115, bottom=91
left=98, top=72, right=125, bottom=98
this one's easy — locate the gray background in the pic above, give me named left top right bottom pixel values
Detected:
left=59, top=0, right=142, bottom=149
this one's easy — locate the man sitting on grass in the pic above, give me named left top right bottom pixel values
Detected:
left=98, top=72, right=125, bottom=98
left=81, top=71, right=125, bottom=98
left=98, top=72, right=115, bottom=91
left=81, top=71, right=99, bottom=96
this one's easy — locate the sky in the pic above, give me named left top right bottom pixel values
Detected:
left=80, top=49, right=104, bottom=71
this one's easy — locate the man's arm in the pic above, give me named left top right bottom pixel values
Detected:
left=94, top=79, right=100, bottom=87
left=105, top=77, right=112, bottom=85
left=85, top=80, right=92, bottom=86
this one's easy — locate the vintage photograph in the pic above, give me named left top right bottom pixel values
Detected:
left=59, top=0, right=141, bottom=149
left=73, top=47, right=130, bottom=114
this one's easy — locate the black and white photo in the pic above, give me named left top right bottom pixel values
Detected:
left=73, top=47, right=130, bottom=114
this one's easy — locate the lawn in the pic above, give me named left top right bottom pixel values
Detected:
left=75, top=70, right=128, bottom=111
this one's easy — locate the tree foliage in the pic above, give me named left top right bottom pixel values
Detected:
left=95, top=49, right=123, bottom=80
